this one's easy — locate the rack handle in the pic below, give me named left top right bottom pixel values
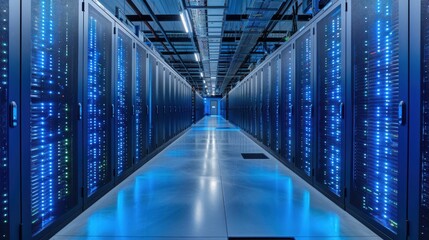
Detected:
left=9, top=101, right=18, bottom=128
left=339, top=102, right=345, bottom=119
left=398, top=101, right=406, bottom=125
left=78, top=103, right=83, bottom=120
left=112, top=104, right=115, bottom=118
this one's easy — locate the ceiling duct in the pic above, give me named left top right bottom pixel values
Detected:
left=220, top=0, right=284, bottom=93
left=188, top=0, right=226, bottom=95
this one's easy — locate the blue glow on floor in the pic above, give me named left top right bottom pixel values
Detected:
left=54, top=116, right=378, bottom=240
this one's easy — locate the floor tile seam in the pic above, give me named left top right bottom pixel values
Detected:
left=212, top=122, right=233, bottom=236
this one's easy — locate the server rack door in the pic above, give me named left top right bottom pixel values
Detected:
left=114, top=26, right=133, bottom=177
left=295, top=30, right=314, bottom=178
left=281, top=46, right=294, bottom=164
left=135, top=44, right=147, bottom=162
left=315, top=4, right=345, bottom=203
left=418, top=0, right=429, bottom=237
left=252, top=76, right=257, bottom=137
left=0, top=1, right=20, bottom=239
left=247, top=80, right=251, bottom=131
left=83, top=2, right=114, bottom=205
left=349, top=0, right=408, bottom=238
left=173, top=76, right=177, bottom=135
left=167, top=73, right=172, bottom=138
left=262, top=67, right=270, bottom=146
left=271, top=57, right=281, bottom=153
left=21, top=0, right=83, bottom=238
left=258, top=71, right=263, bottom=141
left=148, top=55, right=156, bottom=152
left=159, top=67, right=165, bottom=144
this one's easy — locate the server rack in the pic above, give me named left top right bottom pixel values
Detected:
left=258, top=71, right=263, bottom=141
left=134, top=42, right=148, bottom=162
left=347, top=0, right=408, bottom=238
left=172, top=75, right=177, bottom=135
left=159, top=67, right=165, bottom=144
left=314, top=3, right=346, bottom=205
left=251, top=76, right=256, bottom=137
left=261, top=67, right=269, bottom=146
left=148, top=56, right=157, bottom=151
left=295, top=29, right=314, bottom=179
left=114, top=25, right=134, bottom=178
left=0, top=1, right=20, bottom=239
left=21, top=0, right=83, bottom=239
left=280, top=45, right=294, bottom=164
left=168, top=72, right=172, bottom=138
left=82, top=0, right=114, bottom=207
left=409, top=0, right=428, bottom=239
left=270, top=57, right=281, bottom=153
left=419, top=0, right=429, bottom=238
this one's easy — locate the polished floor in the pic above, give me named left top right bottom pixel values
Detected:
left=53, top=116, right=380, bottom=240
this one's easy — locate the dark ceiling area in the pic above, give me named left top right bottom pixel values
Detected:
left=98, top=0, right=314, bottom=96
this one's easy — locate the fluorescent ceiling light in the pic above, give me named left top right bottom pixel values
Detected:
left=194, top=53, right=200, bottom=62
left=203, top=80, right=206, bottom=84
left=180, top=12, right=189, bottom=33
left=200, top=72, right=203, bottom=77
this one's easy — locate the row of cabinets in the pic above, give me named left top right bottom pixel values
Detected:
left=225, top=0, right=427, bottom=239
left=0, top=0, right=202, bottom=239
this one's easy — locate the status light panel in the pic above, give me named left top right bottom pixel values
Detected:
left=421, top=0, right=429, bottom=237
left=30, top=0, right=78, bottom=234
left=263, top=66, right=271, bottom=146
left=296, top=31, right=313, bottom=176
left=351, top=0, right=399, bottom=233
left=116, top=30, right=132, bottom=175
left=274, top=58, right=280, bottom=152
left=87, top=6, right=112, bottom=196
left=0, top=1, right=8, bottom=239
left=316, top=6, right=342, bottom=197
left=135, top=45, right=146, bottom=162
left=281, top=46, right=293, bottom=162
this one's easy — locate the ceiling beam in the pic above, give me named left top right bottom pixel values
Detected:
left=126, top=14, right=312, bottom=22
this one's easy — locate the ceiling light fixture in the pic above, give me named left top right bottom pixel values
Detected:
left=194, top=53, right=200, bottom=62
left=180, top=11, right=190, bottom=33
left=200, top=72, right=204, bottom=77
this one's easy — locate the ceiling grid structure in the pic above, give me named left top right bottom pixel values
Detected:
left=99, top=0, right=313, bottom=96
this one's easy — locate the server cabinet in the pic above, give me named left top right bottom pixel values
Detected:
left=172, top=75, right=177, bottom=135
left=252, top=76, right=257, bottom=137
left=0, top=1, right=20, bottom=239
left=159, top=67, right=165, bottom=144
left=315, top=3, right=346, bottom=203
left=148, top=55, right=157, bottom=152
left=262, top=66, right=271, bottom=146
left=134, top=43, right=147, bottom=162
left=348, top=0, right=408, bottom=238
left=280, top=45, right=294, bottom=164
left=409, top=0, right=428, bottom=239
left=167, top=72, right=172, bottom=138
left=270, top=57, right=281, bottom=153
left=114, top=25, right=133, bottom=177
left=255, top=71, right=264, bottom=141
left=420, top=0, right=429, bottom=238
left=295, top=30, right=314, bottom=178
left=21, top=0, right=83, bottom=238
left=82, top=1, right=114, bottom=205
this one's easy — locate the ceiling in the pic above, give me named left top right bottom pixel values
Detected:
left=98, top=0, right=313, bottom=96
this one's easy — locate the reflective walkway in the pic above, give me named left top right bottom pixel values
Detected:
left=53, top=116, right=379, bottom=240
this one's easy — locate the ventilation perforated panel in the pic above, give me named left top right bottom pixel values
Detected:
left=351, top=0, right=400, bottom=233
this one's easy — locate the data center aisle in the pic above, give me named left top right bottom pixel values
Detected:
left=53, top=116, right=379, bottom=240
